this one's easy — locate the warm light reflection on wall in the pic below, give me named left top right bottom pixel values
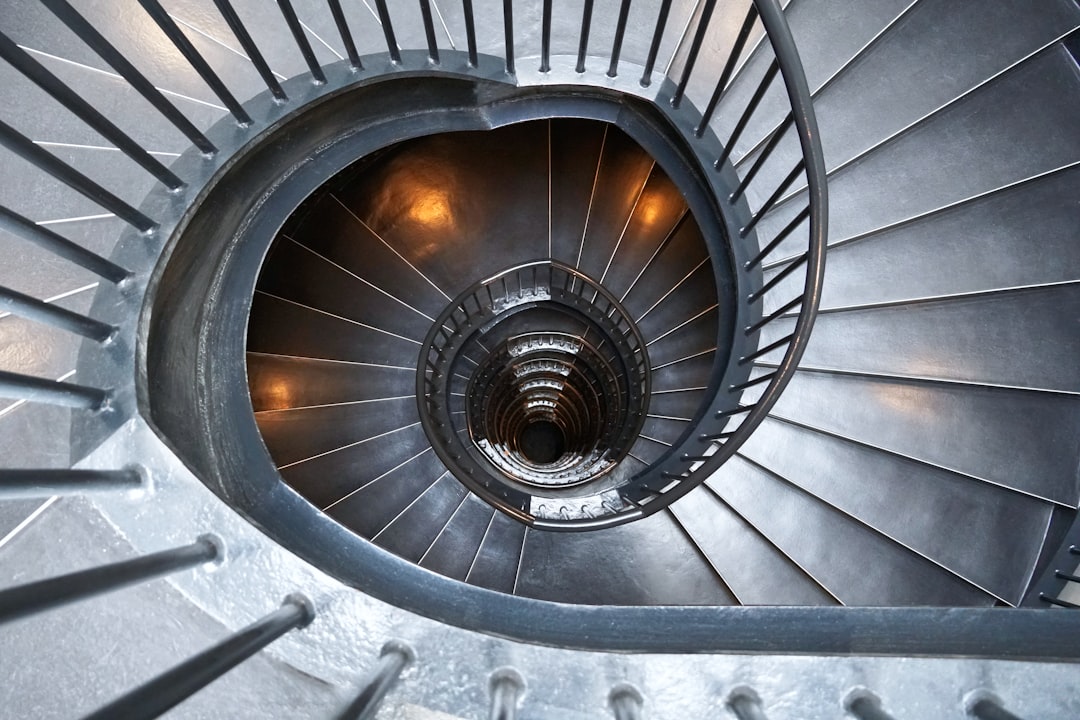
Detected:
left=636, top=188, right=674, bottom=228
left=407, top=188, right=453, bottom=227
left=258, top=376, right=294, bottom=411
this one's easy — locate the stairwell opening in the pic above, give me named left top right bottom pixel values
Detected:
left=143, top=76, right=750, bottom=614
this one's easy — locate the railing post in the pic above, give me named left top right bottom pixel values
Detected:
left=83, top=595, right=315, bottom=720
left=0, top=370, right=110, bottom=410
left=488, top=667, right=525, bottom=720
left=609, top=683, right=644, bottom=720
left=0, top=286, right=116, bottom=341
left=845, top=689, right=896, bottom=720
left=728, top=686, right=769, bottom=720
left=335, top=640, right=414, bottom=720
left=0, top=468, right=142, bottom=500
left=0, top=536, right=221, bottom=624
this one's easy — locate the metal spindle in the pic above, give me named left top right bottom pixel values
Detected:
left=745, top=205, right=810, bottom=269
left=716, top=404, right=753, bottom=418
left=0, top=206, right=128, bottom=282
left=740, top=160, right=805, bottom=237
left=695, top=4, right=760, bottom=136
left=609, top=683, right=644, bottom=720
left=1056, top=570, right=1080, bottom=583
left=0, top=31, right=184, bottom=190
left=576, top=0, right=595, bottom=73
left=136, top=0, right=252, bottom=124
left=728, top=687, right=769, bottom=720
left=0, top=286, right=115, bottom=341
left=277, top=0, right=327, bottom=83
left=0, top=369, right=110, bottom=410
left=84, top=595, right=314, bottom=720
left=0, top=468, right=142, bottom=500
left=540, top=0, right=553, bottom=72
left=731, top=113, right=795, bottom=201
left=40, top=0, right=216, bottom=154
left=608, top=0, right=633, bottom=77
left=213, top=0, right=287, bottom=100
left=489, top=668, right=525, bottom=720
left=671, top=0, right=717, bottom=108
left=373, top=0, right=402, bottom=63
left=738, top=332, right=795, bottom=365
left=747, top=252, right=807, bottom=303
left=967, top=694, right=1024, bottom=720
left=745, top=294, right=803, bottom=334
left=717, top=58, right=780, bottom=166
left=327, top=0, right=362, bottom=69
left=1040, top=592, right=1080, bottom=608
left=845, top=690, right=896, bottom=720
left=461, top=0, right=479, bottom=67
left=640, top=0, right=672, bottom=86
left=0, top=120, right=155, bottom=231
left=336, top=641, right=414, bottom=720
left=730, top=371, right=776, bottom=392
left=0, top=536, right=219, bottom=624
left=503, top=0, right=515, bottom=74
left=699, top=430, right=735, bottom=442
left=418, top=0, right=441, bottom=64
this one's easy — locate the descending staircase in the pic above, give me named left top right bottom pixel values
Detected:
left=1, top=0, right=1080, bottom=718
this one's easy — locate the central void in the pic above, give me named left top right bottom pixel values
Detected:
left=248, top=117, right=720, bottom=552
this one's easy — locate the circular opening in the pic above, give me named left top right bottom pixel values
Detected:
left=519, top=420, right=565, bottom=464
left=144, top=79, right=744, bottom=622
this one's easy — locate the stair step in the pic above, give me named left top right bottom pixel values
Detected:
left=756, top=42, right=1080, bottom=259
left=333, top=123, right=549, bottom=301
left=373, top=470, right=469, bottom=563
left=760, top=283, right=1080, bottom=392
left=465, top=511, right=527, bottom=594
left=572, top=130, right=656, bottom=280
left=248, top=292, right=421, bottom=366
left=549, top=119, right=609, bottom=269
left=714, top=456, right=995, bottom=606
left=256, top=237, right=433, bottom=344
left=418, top=492, right=495, bottom=581
left=740, top=416, right=1054, bottom=604
left=262, top=402, right=424, bottom=506
left=247, top=352, right=414, bottom=412
left=714, top=0, right=917, bottom=164
left=762, top=369, right=1080, bottom=507
left=760, top=163, right=1080, bottom=311
left=734, top=0, right=1080, bottom=208
left=515, top=509, right=738, bottom=605
left=324, top=447, right=445, bottom=535
left=669, top=489, right=837, bottom=605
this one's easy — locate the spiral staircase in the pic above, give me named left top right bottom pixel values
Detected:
left=2, top=0, right=1080, bottom=718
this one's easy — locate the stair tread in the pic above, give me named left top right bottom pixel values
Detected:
left=755, top=44, right=1080, bottom=255
left=760, top=164, right=1080, bottom=311
left=740, top=416, right=1054, bottom=603
left=759, top=283, right=1080, bottom=393
left=714, top=456, right=995, bottom=606
left=733, top=0, right=1080, bottom=206
left=260, top=394, right=421, bottom=478
left=256, top=237, right=433, bottom=344
left=374, top=471, right=469, bottom=563
left=669, top=490, right=837, bottom=605
left=466, top=511, right=527, bottom=594
left=324, top=447, right=445, bottom=535
left=515, top=508, right=739, bottom=605
left=248, top=292, right=421, bottom=366
left=418, top=493, right=494, bottom=581
left=715, top=0, right=916, bottom=164
left=761, top=369, right=1080, bottom=507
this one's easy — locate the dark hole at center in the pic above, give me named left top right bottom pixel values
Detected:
left=518, top=420, right=566, bottom=465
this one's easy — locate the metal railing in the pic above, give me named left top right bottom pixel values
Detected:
left=0, top=0, right=1072, bottom=717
